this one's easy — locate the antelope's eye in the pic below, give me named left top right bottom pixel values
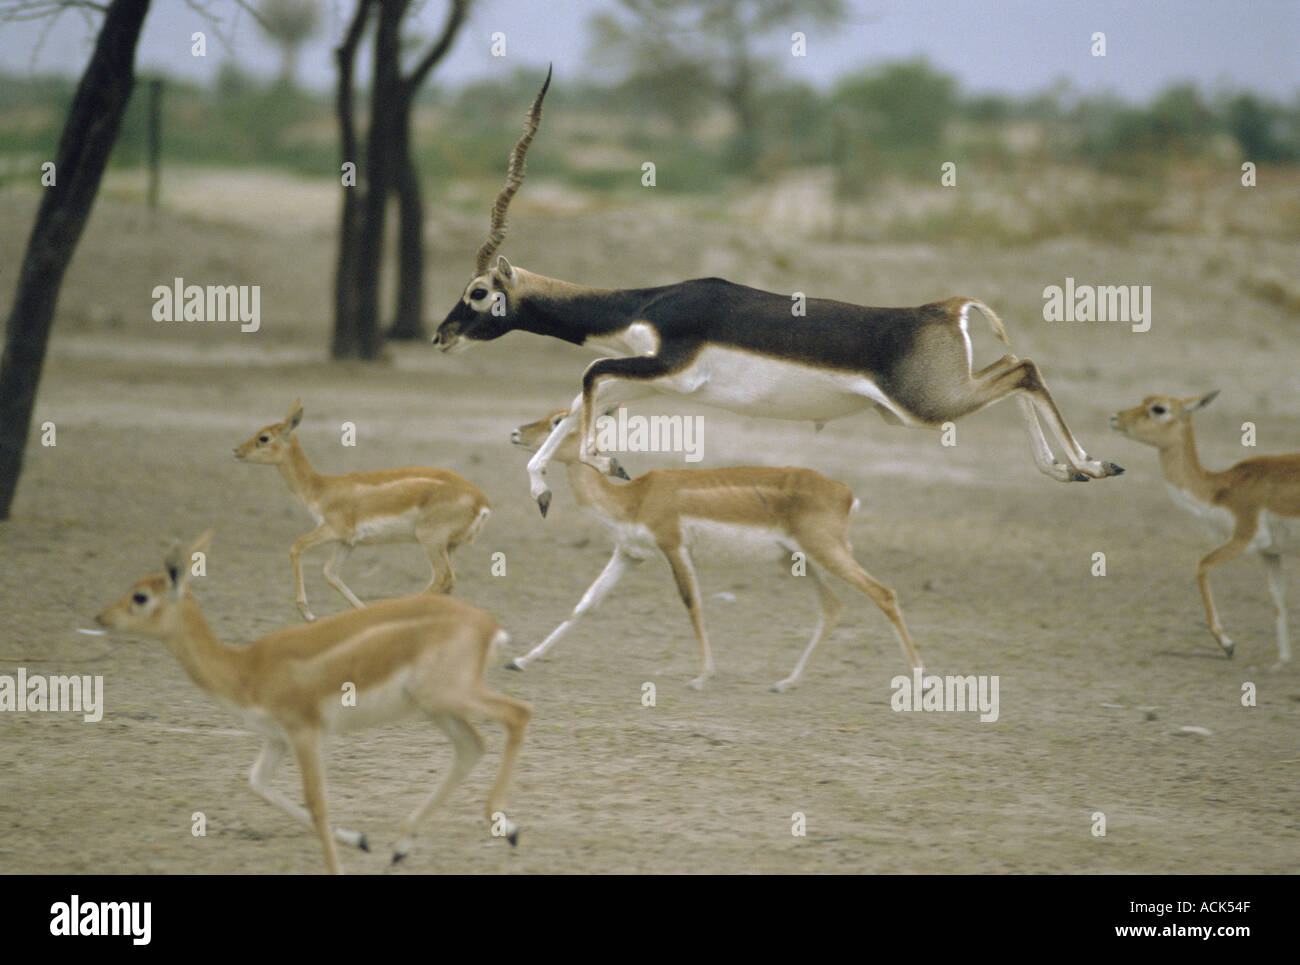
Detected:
left=471, top=287, right=489, bottom=301
left=259, top=435, right=269, bottom=443
left=132, top=592, right=148, bottom=605
left=1151, top=405, right=1167, bottom=416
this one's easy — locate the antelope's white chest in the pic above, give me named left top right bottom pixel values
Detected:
left=657, top=347, right=895, bottom=423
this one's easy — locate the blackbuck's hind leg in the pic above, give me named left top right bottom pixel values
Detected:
left=466, top=688, right=532, bottom=845
left=1262, top=553, right=1291, bottom=669
left=416, top=522, right=456, bottom=594
left=662, top=545, right=716, bottom=689
left=248, top=738, right=368, bottom=851
left=392, top=714, right=483, bottom=864
left=509, top=550, right=637, bottom=671
left=772, top=562, right=844, bottom=693
left=322, top=543, right=366, bottom=610
left=1196, top=515, right=1260, bottom=659
left=804, top=541, right=922, bottom=673
left=959, top=358, right=1122, bottom=481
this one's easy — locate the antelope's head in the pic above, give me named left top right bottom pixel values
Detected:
left=1109, top=391, right=1219, bottom=448
left=234, top=398, right=303, bottom=465
left=96, top=532, right=212, bottom=639
left=434, top=67, right=551, bottom=354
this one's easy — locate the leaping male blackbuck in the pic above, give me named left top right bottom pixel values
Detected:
left=1112, top=392, right=1299, bottom=668
left=96, top=532, right=531, bottom=874
left=510, top=409, right=922, bottom=690
left=434, top=70, right=1125, bottom=515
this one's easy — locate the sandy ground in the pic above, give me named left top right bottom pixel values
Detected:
left=0, top=182, right=1297, bottom=874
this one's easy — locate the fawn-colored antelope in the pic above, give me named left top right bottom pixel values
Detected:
left=96, top=531, right=531, bottom=873
left=510, top=409, right=921, bottom=690
left=235, top=398, right=490, bottom=620
left=1112, top=391, right=1300, bottom=667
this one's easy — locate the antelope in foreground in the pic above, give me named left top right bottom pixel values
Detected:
left=510, top=410, right=922, bottom=690
left=435, top=70, right=1124, bottom=516
left=1111, top=392, right=1299, bottom=669
left=95, top=532, right=531, bottom=874
left=235, top=398, right=490, bottom=620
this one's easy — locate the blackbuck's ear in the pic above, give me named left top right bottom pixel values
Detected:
left=1184, top=390, right=1219, bottom=416
left=164, top=530, right=213, bottom=598
left=285, top=397, right=304, bottom=432
left=494, top=256, right=515, bottom=282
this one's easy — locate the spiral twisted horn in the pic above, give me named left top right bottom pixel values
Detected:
left=475, top=65, right=552, bottom=273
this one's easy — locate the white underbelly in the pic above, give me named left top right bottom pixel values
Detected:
left=352, top=508, right=421, bottom=544
left=659, top=347, right=887, bottom=422
left=318, top=672, right=418, bottom=733
left=679, top=517, right=795, bottom=559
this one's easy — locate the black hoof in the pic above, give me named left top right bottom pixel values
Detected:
left=392, top=851, right=407, bottom=865
left=507, top=829, right=519, bottom=847
left=538, top=492, right=551, bottom=518
left=609, top=457, right=630, bottom=481
left=1223, top=643, right=1235, bottom=659
left=358, top=834, right=370, bottom=852
left=505, top=659, right=522, bottom=672
left=1105, top=462, right=1125, bottom=476
left=1071, top=472, right=1090, bottom=482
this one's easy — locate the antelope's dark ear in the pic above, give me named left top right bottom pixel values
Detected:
left=285, top=397, right=304, bottom=432
left=494, top=255, right=515, bottom=282
left=1185, top=390, right=1219, bottom=415
left=165, top=530, right=213, bottom=597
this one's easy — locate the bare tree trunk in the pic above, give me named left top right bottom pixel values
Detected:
left=331, top=0, right=372, bottom=359
left=385, top=0, right=470, bottom=342
left=0, top=0, right=152, bottom=519
left=386, top=99, right=425, bottom=340
left=349, top=0, right=407, bottom=360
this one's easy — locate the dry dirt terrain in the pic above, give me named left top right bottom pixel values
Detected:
left=0, top=178, right=1296, bottom=874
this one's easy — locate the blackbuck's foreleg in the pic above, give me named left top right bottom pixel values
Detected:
left=1196, top=514, right=1260, bottom=659
left=527, top=401, right=581, bottom=516
left=662, top=545, right=716, bottom=689
left=290, top=524, right=341, bottom=621
left=1262, top=553, right=1291, bottom=669
left=772, top=562, right=844, bottom=693
left=508, top=550, right=638, bottom=671
left=392, top=714, right=483, bottom=865
left=322, top=543, right=366, bottom=610
left=578, top=354, right=679, bottom=474
left=248, top=738, right=368, bottom=851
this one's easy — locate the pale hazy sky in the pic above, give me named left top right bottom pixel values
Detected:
left=0, top=0, right=1296, bottom=102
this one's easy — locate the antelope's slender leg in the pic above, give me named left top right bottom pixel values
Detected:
left=290, top=524, right=340, bottom=621
left=288, top=728, right=341, bottom=875
left=392, top=714, right=483, bottom=864
left=510, top=550, right=637, bottom=670
left=1197, top=515, right=1261, bottom=658
left=1262, top=553, right=1290, bottom=669
left=773, top=562, right=844, bottom=692
left=662, top=544, right=715, bottom=689
left=322, top=543, right=365, bottom=610
left=248, top=738, right=366, bottom=850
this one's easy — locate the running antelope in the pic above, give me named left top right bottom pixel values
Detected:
left=435, top=70, right=1124, bottom=516
left=510, top=410, right=922, bottom=690
left=1112, top=391, right=1300, bottom=668
left=95, top=532, right=531, bottom=874
left=235, top=398, right=490, bottom=620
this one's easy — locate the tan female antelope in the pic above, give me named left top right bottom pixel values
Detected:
left=1111, top=391, right=1300, bottom=668
left=435, top=71, right=1124, bottom=516
left=510, top=410, right=922, bottom=690
left=235, top=398, right=491, bottom=620
left=95, top=532, right=531, bottom=874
